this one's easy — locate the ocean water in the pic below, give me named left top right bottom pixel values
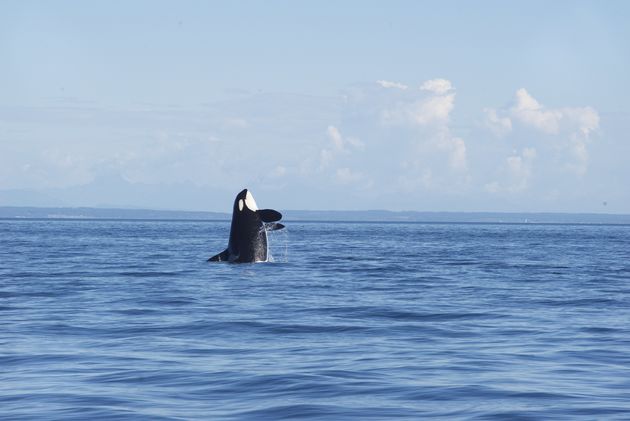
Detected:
left=1, top=219, right=630, bottom=420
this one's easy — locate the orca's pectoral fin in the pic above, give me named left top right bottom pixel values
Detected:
left=258, top=209, right=282, bottom=223
left=265, top=222, right=285, bottom=231
left=208, top=249, right=230, bottom=262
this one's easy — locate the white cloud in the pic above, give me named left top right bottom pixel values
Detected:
left=483, top=89, right=600, bottom=176
left=563, top=108, right=600, bottom=175
left=4, top=83, right=616, bottom=212
left=448, top=137, right=467, bottom=171
left=483, top=107, right=512, bottom=137
left=409, top=94, right=456, bottom=126
left=512, top=88, right=562, bottom=134
left=486, top=147, right=537, bottom=193
left=379, top=79, right=467, bottom=178
left=562, top=107, right=599, bottom=136
left=377, top=80, right=408, bottom=90
left=420, top=78, right=454, bottom=95
left=505, top=150, right=535, bottom=192
left=381, top=93, right=455, bottom=127
left=510, top=89, right=600, bottom=139
left=567, top=134, right=590, bottom=176
left=326, top=125, right=364, bottom=151
left=320, top=125, right=364, bottom=169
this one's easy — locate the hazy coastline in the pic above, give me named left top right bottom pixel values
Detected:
left=2, top=206, right=629, bottom=225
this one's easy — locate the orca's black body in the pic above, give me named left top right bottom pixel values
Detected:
left=208, top=189, right=284, bottom=263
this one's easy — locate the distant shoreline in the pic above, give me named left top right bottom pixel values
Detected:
left=1, top=206, right=630, bottom=225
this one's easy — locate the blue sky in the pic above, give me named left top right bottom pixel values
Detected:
left=1, top=1, right=629, bottom=212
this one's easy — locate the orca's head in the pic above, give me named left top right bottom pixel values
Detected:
left=233, top=188, right=259, bottom=214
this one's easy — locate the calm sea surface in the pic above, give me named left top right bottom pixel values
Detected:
left=1, top=219, right=630, bottom=420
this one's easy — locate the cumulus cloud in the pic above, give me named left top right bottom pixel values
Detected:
left=486, top=88, right=599, bottom=137
left=418, top=94, right=455, bottom=125
left=420, top=78, right=454, bottom=95
left=484, top=89, right=600, bottom=176
left=319, top=125, right=364, bottom=169
left=511, top=88, right=563, bottom=134
left=377, top=80, right=408, bottom=90
left=447, top=137, right=467, bottom=171
left=381, top=79, right=455, bottom=127
left=567, top=133, right=591, bottom=176
left=562, top=107, right=599, bottom=137
left=483, top=108, right=512, bottom=137
left=379, top=78, right=467, bottom=179
left=485, top=147, right=537, bottom=193
left=4, top=83, right=611, bottom=211
left=327, top=125, right=364, bottom=151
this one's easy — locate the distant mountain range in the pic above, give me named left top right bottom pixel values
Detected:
left=1, top=206, right=630, bottom=224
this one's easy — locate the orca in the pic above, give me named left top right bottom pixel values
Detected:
left=208, top=189, right=284, bottom=263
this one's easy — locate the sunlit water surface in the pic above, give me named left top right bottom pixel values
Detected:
left=1, top=220, right=630, bottom=419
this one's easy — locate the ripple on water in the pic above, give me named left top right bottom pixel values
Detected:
left=1, top=220, right=630, bottom=419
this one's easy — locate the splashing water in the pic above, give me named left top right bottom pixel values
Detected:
left=266, top=224, right=288, bottom=263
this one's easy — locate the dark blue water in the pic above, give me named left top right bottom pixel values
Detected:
left=1, top=220, right=630, bottom=420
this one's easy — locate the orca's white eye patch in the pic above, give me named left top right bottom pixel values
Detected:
left=245, top=191, right=258, bottom=211
left=238, top=199, right=244, bottom=211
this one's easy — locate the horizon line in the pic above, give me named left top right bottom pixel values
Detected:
left=0, top=205, right=630, bottom=217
